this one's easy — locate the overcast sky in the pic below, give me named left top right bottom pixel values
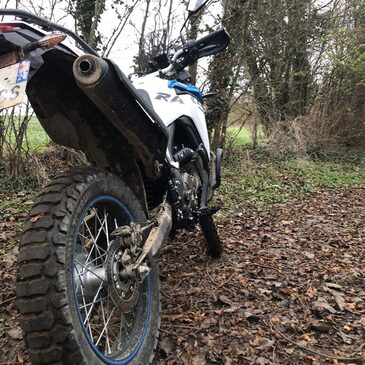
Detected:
left=0, top=0, right=221, bottom=74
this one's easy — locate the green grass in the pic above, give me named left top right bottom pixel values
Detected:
left=2, top=120, right=365, bottom=214
left=226, top=127, right=252, bottom=146
left=1, top=115, right=49, bottom=152
left=26, top=117, right=49, bottom=151
left=226, top=126, right=264, bottom=147
left=0, top=172, right=36, bottom=260
left=218, top=146, right=365, bottom=211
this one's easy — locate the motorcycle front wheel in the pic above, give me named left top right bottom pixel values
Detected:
left=16, top=167, right=160, bottom=365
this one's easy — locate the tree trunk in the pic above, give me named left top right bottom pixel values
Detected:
left=188, top=14, right=200, bottom=85
left=206, top=0, right=246, bottom=150
left=136, top=0, right=152, bottom=73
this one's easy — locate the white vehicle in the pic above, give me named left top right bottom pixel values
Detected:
left=0, top=1, right=230, bottom=364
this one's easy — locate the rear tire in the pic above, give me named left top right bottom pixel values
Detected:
left=16, top=166, right=160, bottom=365
left=199, top=214, right=223, bottom=258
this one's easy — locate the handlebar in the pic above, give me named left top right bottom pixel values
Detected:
left=149, top=48, right=185, bottom=77
left=150, top=28, right=230, bottom=77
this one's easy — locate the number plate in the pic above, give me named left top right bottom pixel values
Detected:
left=0, top=60, right=30, bottom=110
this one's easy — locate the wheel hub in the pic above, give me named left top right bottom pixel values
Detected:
left=75, top=224, right=151, bottom=313
left=75, top=259, right=106, bottom=299
left=106, top=240, right=140, bottom=313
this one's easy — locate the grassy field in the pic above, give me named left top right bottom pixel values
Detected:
left=226, top=126, right=252, bottom=146
left=1, top=116, right=49, bottom=152
left=27, top=121, right=255, bottom=149
left=219, top=146, right=365, bottom=210
left=11, top=118, right=255, bottom=151
left=1, top=119, right=364, bottom=213
left=225, top=125, right=265, bottom=147
left=26, top=117, right=49, bottom=151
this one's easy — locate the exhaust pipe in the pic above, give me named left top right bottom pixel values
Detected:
left=78, top=59, right=94, bottom=74
left=73, top=54, right=108, bottom=87
left=132, top=202, right=172, bottom=270
left=72, top=55, right=168, bottom=180
left=149, top=202, right=172, bottom=257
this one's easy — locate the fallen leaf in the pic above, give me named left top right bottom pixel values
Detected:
left=312, top=298, right=337, bottom=315
left=8, top=328, right=22, bottom=340
left=339, top=330, right=352, bottom=345
left=218, top=295, right=235, bottom=306
left=308, top=319, right=331, bottom=333
left=257, top=338, right=275, bottom=351
left=301, top=334, right=313, bottom=342
left=334, top=295, right=346, bottom=312
left=324, top=282, right=343, bottom=290
left=285, top=347, right=295, bottom=354
left=256, top=357, right=272, bottom=365
left=306, top=286, right=318, bottom=299
left=30, top=213, right=44, bottom=223
left=159, top=337, right=175, bottom=356
left=304, top=251, right=315, bottom=259
left=200, top=317, right=217, bottom=329
left=250, top=336, right=262, bottom=347
left=192, top=351, right=206, bottom=365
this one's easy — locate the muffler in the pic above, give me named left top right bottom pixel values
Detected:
left=73, top=54, right=168, bottom=179
left=73, top=55, right=108, bottom=87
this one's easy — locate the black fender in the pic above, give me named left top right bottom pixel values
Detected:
left=27, top=50, right=168, bottom=180
left=26, top=50, right=149, bottom=215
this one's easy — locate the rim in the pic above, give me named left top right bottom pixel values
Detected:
left=71, top=195, right=150, bottom=364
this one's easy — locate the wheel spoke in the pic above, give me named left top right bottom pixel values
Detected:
left=82, top=217, right=107, bottom=267
left=100, top=296, right=112, bottom=354
left=122, top=312, right=131, bottom=338
left=78, top=296, right=105, bottom=310
left=117, top=313, right=124, bottom=349
left=104, top=209, right=110, bottom=248
left=72, top=200, right=149, bottom=359
left=83, top=282, right=104, bottom=326
left=95, top=307, right=116, bottom=348
left=74, top=251, right=107, bottom=272
left=78, top=232, right=107, bottom=254
left=74, top=264, right=93, bottom=338
left=94, top=208, right=111, bottom=248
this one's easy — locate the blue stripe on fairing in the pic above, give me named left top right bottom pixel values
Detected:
left=168, top=79, right=204, bottom=103
left=72, top=195, right=151, bottom=364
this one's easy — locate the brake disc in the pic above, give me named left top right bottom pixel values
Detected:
left=105, top=240, right=140, bottom=313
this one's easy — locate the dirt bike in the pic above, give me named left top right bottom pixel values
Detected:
left=0, top=1, right=229, bottom=363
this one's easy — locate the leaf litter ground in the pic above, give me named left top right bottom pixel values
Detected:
left=0, top=187, right=364, bottom=364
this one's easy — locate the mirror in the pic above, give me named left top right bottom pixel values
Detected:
left=181, top=0, right=209, bottom=45
left=188, top=0, right=209, bottom=14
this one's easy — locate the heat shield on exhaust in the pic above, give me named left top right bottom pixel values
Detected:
left=73, top=55, right=168, bottom=179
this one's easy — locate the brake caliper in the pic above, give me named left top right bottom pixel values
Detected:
left=106, top=224, right=150, bottom=313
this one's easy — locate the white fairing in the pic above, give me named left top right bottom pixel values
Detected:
left=133, top=74, right=210, bottom=157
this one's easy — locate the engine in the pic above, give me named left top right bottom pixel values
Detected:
left=181, top=168, right=200, bottom=212
left=168, top=147, right=202, bottom=228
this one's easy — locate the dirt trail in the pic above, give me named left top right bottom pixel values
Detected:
left=1, top=187, right=364, bottom=364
